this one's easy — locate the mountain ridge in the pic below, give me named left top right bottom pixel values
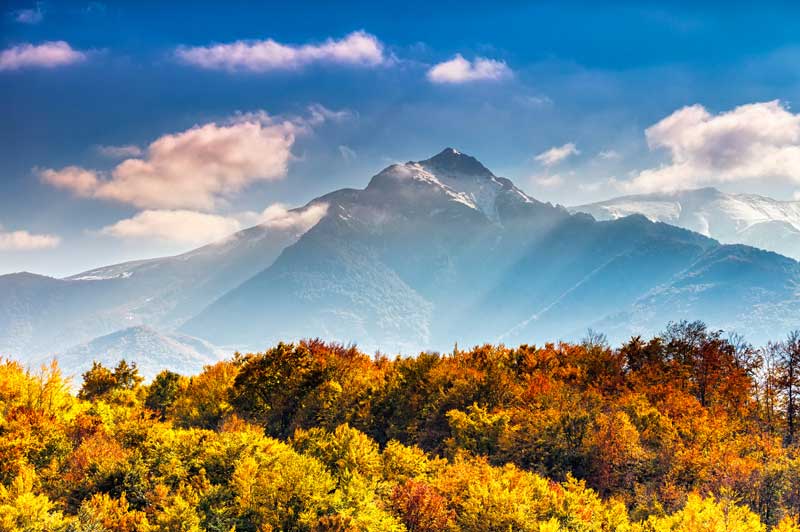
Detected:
left=2, top=149, right=799, bottom=372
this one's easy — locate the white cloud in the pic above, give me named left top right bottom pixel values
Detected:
left=95, top=144, right=143, bottom=158
left=625, top=100, right=800, bottom=193
left=100, top=210, right=242, bottom=246
left=0, top=41, right=86, bottom=71
left=535, top=143, right=579, bottom=167
left=40, top=112, right=312, bottom=210
left=0, top=225, right=60, bottom=251
left=176, top=31, right=386, bottom=72
left=597, top=149, right=621, bottom=161
left=13, top=4, right=43, bottom=24
left=427, top=54, right=512, bottom=84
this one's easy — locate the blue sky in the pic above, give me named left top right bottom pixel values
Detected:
left=5, top=1, right=800, bottom=276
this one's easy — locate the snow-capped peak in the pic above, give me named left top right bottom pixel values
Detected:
left=366, top=149, right=535, bottom=222
left=572, top=187, right=800, bottom=260
left=420, top=147, right=495, bottom=179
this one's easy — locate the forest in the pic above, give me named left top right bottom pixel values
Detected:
left=4, top=321, right=800, bottom=531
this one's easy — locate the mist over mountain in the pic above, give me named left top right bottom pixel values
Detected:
left=572, top=188, right=800, bottom=260
left=0, top=217, right=310, bottom=372
left=45, top=325, right=223, bottom=380
left=2, top=149, right=799, bottom=374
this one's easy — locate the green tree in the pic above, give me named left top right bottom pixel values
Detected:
left=145, top=370, right=183, bottom=419
left=78, top=362, right=117, bottom=401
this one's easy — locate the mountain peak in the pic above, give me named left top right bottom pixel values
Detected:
left=418, top=148, right=495, bottom=179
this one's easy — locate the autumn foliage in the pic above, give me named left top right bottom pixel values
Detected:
left=3, top=322, right=800, bottom=530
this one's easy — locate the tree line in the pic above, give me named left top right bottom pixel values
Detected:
left=4, top=321, right=800, bottom=530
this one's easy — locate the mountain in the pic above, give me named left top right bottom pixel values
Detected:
left=43, top=326, right=224, bottom=381
left=0, top=213, right=317, bottom=361
left=3, top=149, right=800, bottom=367
left=182, top=149, right=800, bottom=350
left=571, top=188, right=800, bottom=260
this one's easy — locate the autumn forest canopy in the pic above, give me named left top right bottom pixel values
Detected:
left=6, top=321, right=800, bottom=531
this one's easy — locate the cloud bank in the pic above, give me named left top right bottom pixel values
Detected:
left=427, top=54, right=511, bottom=84
left=0, top=41, right=85, bottom=71
left=176, top=31, right=386, bottom=72
left=626, top=100, right=800, bottom=193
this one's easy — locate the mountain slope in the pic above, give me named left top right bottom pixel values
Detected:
left=572, top=188, right=800, bottom=260
left=0, top=210, right=319, bottom=359
left=184, top=149, right=800, bottom=350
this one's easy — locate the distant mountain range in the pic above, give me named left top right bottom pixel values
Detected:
left=2, top=149, right=799, bottom=378
left=572, top=188, right=800, bottom=260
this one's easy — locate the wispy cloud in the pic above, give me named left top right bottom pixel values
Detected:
left=625, top=100, right=800, bottom=193
left=175, top=31, right=387, bottom=72
left=579, top=177, right=620, bottom=193
left=12, top=3, right=44, bottom=24
left=0, top=41, right=86, bottom=71
left=338, top=145, right=357, bottom=164
left=0, top=225, right=60, bottom=250
left=95, top=144, right=143, bottom=159
left=427, top=54, right=512, bottom=84
left=534, top=174, right=565, bottom=188
left=597, top=149, right=621, bottom=161
left=535, top=143, right=579, bottom=167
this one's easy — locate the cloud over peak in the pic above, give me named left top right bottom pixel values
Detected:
left=99, top=203, right=329, bottom=247
left=427, top=54, right=512, bottom=84
left=257, top=202, right=329, bottom=232
left=625, top=100, right=800, bottom=193
left=176, top=31, right=387, bottom=72
left=0, top=41, right=86, bottom=71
